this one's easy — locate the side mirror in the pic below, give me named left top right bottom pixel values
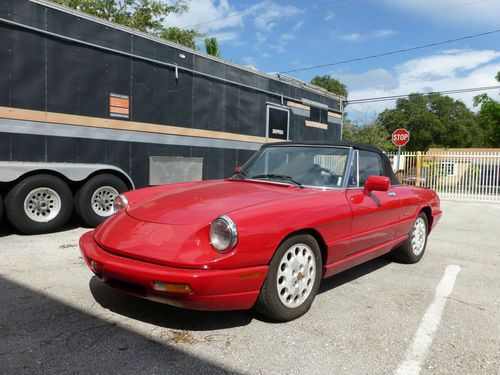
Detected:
left=233, top=166, right=242, bottom=173
left=364, top=176, right=391, bottom=195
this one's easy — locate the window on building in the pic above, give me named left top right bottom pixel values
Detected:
left=309, top=106, right=328, bottom=124
left=267, top=105, right=289, bottom=140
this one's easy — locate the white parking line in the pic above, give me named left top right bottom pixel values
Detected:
left=395, top=264, right=461, bottom=375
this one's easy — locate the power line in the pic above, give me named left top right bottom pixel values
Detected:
left=280, top=28, right=500, bottom=74
left=347, top=85, right=500, bottom=104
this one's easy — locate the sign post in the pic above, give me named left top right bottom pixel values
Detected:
left=391, top=128, right=410, bottom=171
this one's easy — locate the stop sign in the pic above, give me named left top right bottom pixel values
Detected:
left=392, top=128, right=410, bottom=147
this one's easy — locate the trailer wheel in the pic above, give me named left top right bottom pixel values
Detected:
left=75, top=174, right=128, bottom=227
left=0, top=194, right=3, bottom=222
left=5, top=174, right=73, bottom=234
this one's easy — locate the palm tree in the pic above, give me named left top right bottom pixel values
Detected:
left=204, top=37, right=220, bottom=58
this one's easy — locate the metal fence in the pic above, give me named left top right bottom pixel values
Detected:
left=385, top=151, right=500, bottom=203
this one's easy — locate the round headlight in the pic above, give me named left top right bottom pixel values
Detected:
left=113, top=194, right=128, bottom=213
left=210, top=215, right=238, bottom=252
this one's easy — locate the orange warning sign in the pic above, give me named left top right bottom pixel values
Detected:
left=109, top=93, right=129, bottom=118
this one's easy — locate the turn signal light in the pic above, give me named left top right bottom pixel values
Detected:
left=152, top=281, right=192, bottom=294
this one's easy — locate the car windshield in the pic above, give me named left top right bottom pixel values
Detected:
left=237, top=146, right=350, bottom=188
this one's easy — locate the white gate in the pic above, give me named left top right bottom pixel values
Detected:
left=385, top=151, right=500, bottom=203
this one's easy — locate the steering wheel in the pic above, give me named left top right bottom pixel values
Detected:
left=318, top=167, right=337, bottom=177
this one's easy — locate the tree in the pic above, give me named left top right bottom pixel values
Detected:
left=161, top=27, right=198, bottom=49
left=53, top=0, right=202, bottom=49
left=343, top=120, right=395, bottom=151
left=377, top=93, right=483, bottom=151
left=310, top=75, right=348, bottom=98
left=473, top=71, right=500, bottom=147
left=204, top=37, right=221, bottom=58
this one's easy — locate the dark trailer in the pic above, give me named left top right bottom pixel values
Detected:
left=0, top=0, right=344, bottom=234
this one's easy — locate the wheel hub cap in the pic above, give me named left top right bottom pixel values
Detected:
left=276, top=243, right=316, bottom=308
left=24, top=187, right=61, bottom=223
left=411, top=217, right=427, bottom=256
left=91, top=186, right=119, bottom=217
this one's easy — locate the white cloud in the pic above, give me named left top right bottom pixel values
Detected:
left=338, top=29, right=396, bottom=42
left=209, top=30, right=241, bottom=43
left=248, top=2, right=302, bottom=31
left=324, top=11, right=334, bottom=21
left=292, top=20, right=304, bottom=31
left=242, top=56, right=257, bottom=67
left=345, top=49, right=500, bottom=120
left=270, top=33, right=296, bottom=53
left=256, top=31, right=267, bottom=45
left=384, top=0, right=500, bottom=27
left=339, top=33, right=363, bottom=42
left=338, top=68, right=397, bottom=91
left=164, top=0, right=242, bottom=33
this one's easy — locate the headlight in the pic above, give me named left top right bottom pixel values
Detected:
left=113, top=194, right=128, bottom=213
left=209, top=215, right=238, bottom=252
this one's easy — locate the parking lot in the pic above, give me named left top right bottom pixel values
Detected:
left=0, top=201, right=498, bottom=374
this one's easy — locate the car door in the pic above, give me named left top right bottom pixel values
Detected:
left=345, top=150, right=401, bottom=256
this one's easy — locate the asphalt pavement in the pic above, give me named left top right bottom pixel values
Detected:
left=0, top=201, right=498, bottom=374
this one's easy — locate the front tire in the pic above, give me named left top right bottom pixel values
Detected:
left=75, top=174, right=128, bottom=227
left=256, top=234, right=322, bottom=322
left=393, top=212, right=428, bottom=264
left=5, top=174, right=73, bottom=234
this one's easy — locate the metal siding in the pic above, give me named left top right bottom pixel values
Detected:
left=192, top=74, right=212, bottom=130
left=191, top=146, right=211, bottom=180
left=105, top=51, right=132, bottom=107
left=106, top=140, right=131, bottom=176
left=0, top=133, right=11, bottom=161
left=131, top=59, right=157, bottom=124
left=130, top=142, right=152, bottom=188
left=46, top=136, right=78, bottom=163
left=78, top=138, right=106, bottom=164
left=10, top=27, right=46, bottom=111
left=153, top=65, right=176, bottom=126
left=77, top=45, right=107, bottom=117
left=11, top=133, right=45, bottom=162
left=7, top=0, right=46, bottom=30
left=46, top=36, right=78, bottom=114
left=0, top=25, right=12, bottom=107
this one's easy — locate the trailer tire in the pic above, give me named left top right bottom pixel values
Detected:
left=5, top=174, right=73, bottom=234
left=75, top=174, right=128, bottom=227
left=0, top=194, right=3, bottom=222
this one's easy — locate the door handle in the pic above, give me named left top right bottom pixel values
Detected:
left=388, top=191, right=397, bottom=197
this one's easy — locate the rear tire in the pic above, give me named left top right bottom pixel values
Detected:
left=5, top=174, right=73, bottom=234
left=393, top=212, right=428, bottom=264
left=256, top=234, right=322, bottom=322
left=75, top=174, right=128, bottom=227
left=0, top=194, right=3, bottom=221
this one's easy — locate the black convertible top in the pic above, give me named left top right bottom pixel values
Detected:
left=261, top=141, right=399, bottom=185
left=262, top=141, right=382, bottom=153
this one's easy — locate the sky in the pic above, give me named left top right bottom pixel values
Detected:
left=164, top=0, right=500, bottom=121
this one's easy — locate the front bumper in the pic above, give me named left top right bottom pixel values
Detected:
left=79, top=231, right=268, bottom=311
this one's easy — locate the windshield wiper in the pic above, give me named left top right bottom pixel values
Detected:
left=250, top=174, right=303, bottom=188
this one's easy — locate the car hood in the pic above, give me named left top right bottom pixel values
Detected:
left=126, top=180, right=300, bottom=225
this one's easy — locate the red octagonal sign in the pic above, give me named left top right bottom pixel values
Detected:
left=392, top=128, right=410, bottom=147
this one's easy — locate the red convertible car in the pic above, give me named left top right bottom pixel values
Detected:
left=79, top=142, right=441, bottom=321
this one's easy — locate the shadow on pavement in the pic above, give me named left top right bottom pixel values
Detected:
left=318, top=257, right=392, bottom=294
left=90, top=277, right=254, bottom=331
left=0, top=276, right=240, bottom=374
left=89, top=257, right=392, bottom=328
left=0, top=216, right=88, bottom=238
